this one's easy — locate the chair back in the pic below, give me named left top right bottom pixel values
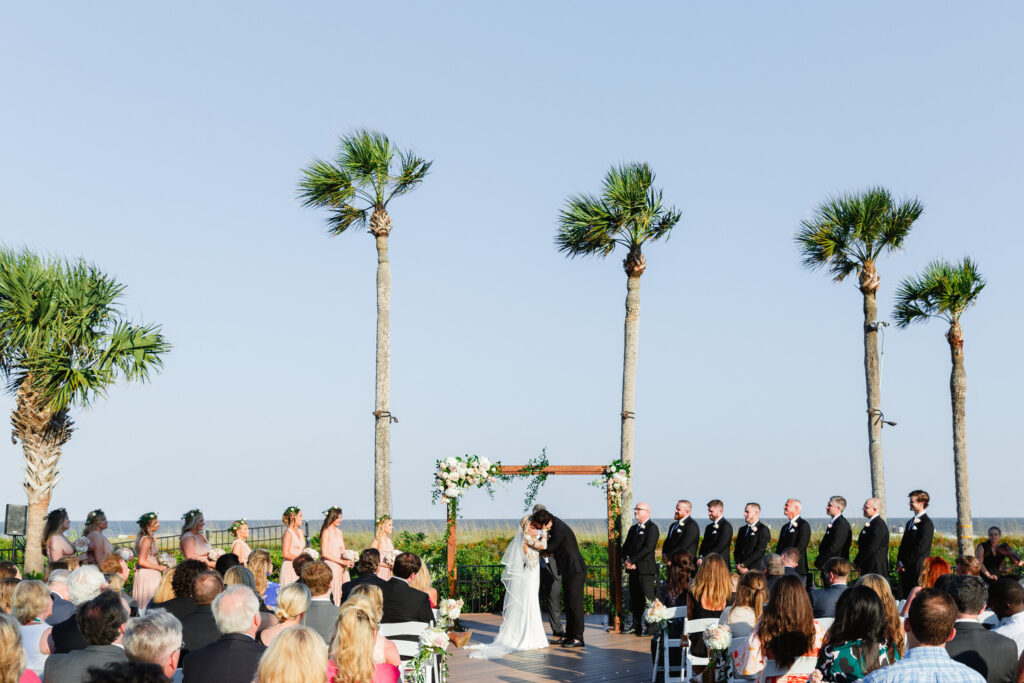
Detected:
left=379, top=620, right=431, bottom=661
left=682, top=617, right=720, bottom=678
left=763, top=656, right=817, bottom=678
left=816, top=617, right=835, bottom=631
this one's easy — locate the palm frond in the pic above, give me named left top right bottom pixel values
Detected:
left=387, top=150, right=432, bottom=203
left=297, top=158, right=355, bottom=209
left=340, top=129, right=393, bottom=201
left=555, top=193, right=617, bottom=257
left=893, top=257, right=985, bottom=328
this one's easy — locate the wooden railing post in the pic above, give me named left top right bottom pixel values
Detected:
left=607, top=484, right=623, bottom=633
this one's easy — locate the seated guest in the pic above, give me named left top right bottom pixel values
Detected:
left=103, top=575, right=138, bottom=617
left=345, top=587, right=401, bottom=668
left=0, top=611, right=41, bottom=683
left=43, top=592, right=129, bottom=683
left=328, top=602, right=400, bottom=683
left=215, top=554, right=240, bottom=578
left=380, top=554, right=433, bottom=625
left=407, top=557, right=438, bottom=608
left=223, top=567, right=255, bottom=590
left=181, top=585, right=265, bottom=683
left=151, top=560, right=205, bottom=622
left=122, top=609, right=183, bottom=681
left=945, top=575, right=1017, bottom=683
left=811, top=558, right=851, bottom=619
left=736, top=575, right=824, bottom=682
left=780, top=548, right=802, bottom=577
left=257, top=582, right=309, bottom=646
left=83, top=661, right=168, bottom=683
left=990, top=578, right=1024, bottom=658
left=857, top=574, right=907, bottom=659
left=720, top=570, right=766, bottom=639
left=653, top=549, right=694, bottom=663
left=687, top=553, right=732, bottom=659
left=956, top=555, right=983, bottom=576
left=248, top=550, right=279, bottom=610
left=180, top=571, right=224, bottom=656
left=0, top=562, right=20, bottom=579
left=53, top=566, right=108, bottom=653
left=341, top=550, right=386, bottom=603
left=302, top=562, right=340, bottom=645
left=11, top=580, right=53, bottom=677
left=862, top=589, right=984, bottom=682
left=0, top=577, right=20, bottom=614
left=256, top=625, right=327, bottom=683
left=814, top=585, right=893, bottom=681
left=900, top=556, right=952, bottom=616
left=764, top=553, right=785, bottom=592
left=291, top=553, right=315, bottom=585
left=46, top=570, right=75, bottom=625
left=99, top=555, right=129, bottom=584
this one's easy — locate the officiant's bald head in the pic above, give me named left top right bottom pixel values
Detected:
left=533, top=504, right=547, bottom=514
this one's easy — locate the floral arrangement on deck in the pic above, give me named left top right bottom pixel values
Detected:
left=438, top=597, right=464, bottom=628
left=406, top=626, right=451, bottom=683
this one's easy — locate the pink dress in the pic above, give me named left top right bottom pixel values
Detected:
left=327, top=659, right=399, bottom=683
left=322, top=526, right=350, bottom=606
left=180, top=531, right=213, bottom=565
left=374, top=535, right=394, bottom=581
left=231, top=539, right=251, bottom=565
left=133, top=536, right=162, bottom=611
left=279, top=528, right=305, bottom=585
left=47, top=535, right=75, bottom=564
left=83, top=531, right=113, bottom=566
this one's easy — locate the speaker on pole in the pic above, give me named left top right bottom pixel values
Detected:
left=4, top=504, right=27, bottom=536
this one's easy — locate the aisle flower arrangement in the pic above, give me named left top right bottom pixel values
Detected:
left=406, top=626, right=450, bottom=683
left=702, top=623, right=732, bottom=683
left=644, top=598, right=669, bottom=633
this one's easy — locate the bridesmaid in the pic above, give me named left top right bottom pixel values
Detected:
left=279, top=506, right=305, bottom=585
left=370, top=515, right=395, bottom=581
left=82, top=509, right=113, bottom=567
left=133, top=512, right=169, bottom=611
left=180, top=509, right=216, bottom=568
left=42, top=508, right=76, bottom=564
left=319, top=506, right=353, bottom=606
left=229, top=519, right=251, bottom=566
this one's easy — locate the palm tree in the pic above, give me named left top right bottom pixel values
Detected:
left=0, top=249, right=169, bottom=573
left=795, top=188, right=924, bottom=518
left=298, top=130, right=431, bottom=522
left=556, top=163, right=681, bottom=534
left=894, top=258, right=985, bottom=556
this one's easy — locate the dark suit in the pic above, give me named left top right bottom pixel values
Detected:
left=305, top=598, right=340, bottom=644
left=340, top=573, right=387, bottom=603
left=622, top=521, right=659, bottom=635
left=51, top=614, right=89, bottom=654
left=544, top=516, right=586, bottom=641
left=855, top=517, right=890, bottom=577
left=381, top=577, right=434, bottom=625
left=897, top=512, right=935, bottom=598
left=43, top=644, right=127, bottom=683
left=775, top=517, right=812, bottom=576
left=698, top=518, right=733, bottom=561
left=814, top=516, right=853, bottom=570
left=734, top=522, right=771, bottom=571
left=46, top=593, right=76, bottom=626
left=152, top=596, right=197, bottom=622
left=810, top=583, right=848, bottom=618
left=945, top=619, right=1018, bottom=683
left=539, top=553, right=562, bottom=635
left=662, top=517, right=700, bottom=563
left=180, top=604, right=220, bottom=657
left=182, top=633, right=265, bottom=683
left=767, top=567, right=800, bottom=593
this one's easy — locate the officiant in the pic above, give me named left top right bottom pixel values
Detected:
left=622, top=502, right=659, bottom=636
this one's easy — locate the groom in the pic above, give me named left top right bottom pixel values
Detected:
left=531, top=508, right=587, bottom=648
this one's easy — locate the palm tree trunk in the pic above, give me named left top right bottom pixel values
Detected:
left=374, top=231, right=392, bottom=522
left=24, top=498, right=49, bottom=574
left=947, top=323, right=973, bottom=556
left=861, top=282, right=886, bottom=519
left=619, top=272, right=641, bottom=538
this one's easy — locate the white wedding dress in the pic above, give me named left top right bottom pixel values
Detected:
left=467, top=523, right=549, bottom=659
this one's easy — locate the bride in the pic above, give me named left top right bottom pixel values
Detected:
left=467, top=515, right=550, bottom=659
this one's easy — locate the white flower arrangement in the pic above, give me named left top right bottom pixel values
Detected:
left=703, top=623, right=732, bottom=651
left=644, top=598, right=669, bottom=629
left=208, top=548, right=226, bottom=561
left=418, top=626, right=451, bottom=651
left=382, top=549, right=398, bottom=567
left=342, top=549, right=359, bottom=563
left=438, top=597, right=464, bottom=627
left=591, top=459, right=631, bottom=512
left=433, top=455, right=503, bottom=504
left=158, top=552, right=177, bottom=568
left=303, top=548, right=320, bottom=561
left=72, top=537, right=92, bottom=553
left=115, top=548, right=135, bottom=563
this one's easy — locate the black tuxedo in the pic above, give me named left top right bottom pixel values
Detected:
left=945, top=620, right=1018, bottom=683
left=854, top=517, right=890, bottom=577
left=698, top=518, right=733, bottom=561
left=152, top=596, right=197, bottom=622
left=380, top=577, right=434, bottom=625
left=734, top=521, right=771, bottom=571
left=543, top=516, right=586, bottom=641
left=622, top=521, right=659, bottom=635
left=340, top=573, right=387, bottom=603
left=182, top=633, right=265, bottom=683
left=662, top=517, right=699, bottom=563
left=897, top=512, right=934, bottom=598
left=814, top=516, right=852, bottom=570
left=775, top=517, right=811, bottom=576
left=180, top=604, right=221, bottom=657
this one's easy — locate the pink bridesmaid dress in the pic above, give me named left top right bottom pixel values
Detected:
left=279, top=527, right=304, bottom=585
left=322, top=527, right=350, bottom=606
left=374, top=535, right=395, bottom=581
left=231, top=539, right=251, bottom=565
left=180, top=531, right=213, bottom=565
left=132, top=536, right=162, bottom=611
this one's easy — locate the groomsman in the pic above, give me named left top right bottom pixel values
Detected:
left=775, top=499, right=811, bottom=578
left=854, top=497, right=890, bottom=577
left=662, top=500, right=699, bottom=563
left=734, top=503, right=771, bottom=574
left=621, top=502, right=659, bottom=636
left=897, top=490, right=935, bottom=599
left=698, top=499, right=732, bottom=563
left=814, top=496, right=853, bottom=572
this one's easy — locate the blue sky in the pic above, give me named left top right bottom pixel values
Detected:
left=1, top=3, right=1021, bottom=524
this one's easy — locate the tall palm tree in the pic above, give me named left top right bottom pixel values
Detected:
left=298, top=130, right=431, bottom=521
left=795, top=188, right=924, bottom=518
left=894, top=258, right=985, bottom=556
left=556, top=163, right=681, bottom=534
left=0, top=249, right=169, bottom=573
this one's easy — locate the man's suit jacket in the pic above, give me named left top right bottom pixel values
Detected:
left=340, top=573, right=387, bottom=603
left=305, top=598, right=340, bottom=644
left=43, top=643, right=128, bottom=683
left=182, top=633, right=265, bottom=683
left=545, top=516, right=586, bottom=577
left=46, top=593, right=76, bottom=626
left=775, top=517, right=812, bottom=575
left=855, top=517, right=890, bottom=577
left=662, top=517, right=699, bottom=563
left=810, top=583, right=848, bottom=618
left=897, top=512, right=935, bottom=578
left=698, top=518, right=733, bottom=560
left=734, top=522, right=771, bottom=571
left=814, top=516, right=853, bottom=570
left=180, top=604, right=221, bottom=657
left=152, top=596, right=197, bottom=622
left=621, top=521, right=660, bottom=575
left=945, top=620, right=1018, bottom=683
left=381, top=577, right=434, bottom=625
left=51, top=614, right=89, bottom=653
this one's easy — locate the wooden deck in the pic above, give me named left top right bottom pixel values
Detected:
left=447, top=614, right=653, bottom=682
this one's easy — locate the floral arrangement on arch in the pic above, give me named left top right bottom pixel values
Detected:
left=431, top=455, right=503, bottom=505
left=590, top=458, right=631, bottom=513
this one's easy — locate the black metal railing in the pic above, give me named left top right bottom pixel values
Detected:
left=437, top=563, right=616, bottom=615
left=0, top=539, right=23, bottom=567
left=111, top=523, right=309, bottom=554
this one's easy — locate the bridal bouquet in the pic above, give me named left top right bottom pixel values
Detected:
left=438, top=597, right=464, bottom=627
left=72, top=537, right=92, bottom=554
left=115, top=548, right=135, bottom=563
left=158, top=552, right=177, bottom=568
left=342, top=549, right=359, bottom=563
left=644, top=598, right=669, bottom=633
left=303, top=548, right=320, bottom=560
left=702, top=624, right=732, bottom=683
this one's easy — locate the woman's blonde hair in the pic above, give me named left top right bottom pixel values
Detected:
left=275, top=582, right=311, bottom=621
left=11, top=580, right=50, bottom=624
left=106, top=574, right=126, bottom=593
left=0, top=578, right=19, bottom=614
left=346, top=585, right=383, bottom=620
left=734, top=570, right=767, bottom=620
left=408, top=557, right=433, bottom=594
left=857, top=573, right=906, bottom=656
left=0, top=613, right=27, bottom=683
left=249, top=550, right=273, bottom=598
left=152, top=567, right=177, bottom=604
left=374, top=517, right=391, bottom=541
left=224, top=566, right=256, bottom=590
left=329, top=604, right=377, bottom=683
left=257, top=625, right=328, bottom=683
left=689, top=553, right=731, bottom=609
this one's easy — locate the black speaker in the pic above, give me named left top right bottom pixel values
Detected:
left=4, top=505, right=27, bottom=536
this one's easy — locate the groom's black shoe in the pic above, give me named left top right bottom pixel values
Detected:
left=561, top=638, right=585, bottom=648
left=551, top=631, right=566, bottom=639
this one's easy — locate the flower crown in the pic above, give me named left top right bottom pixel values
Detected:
left=86, top=509, right=105, bottom=524
left=137, top=512, right=158, bottom=527
left=229, top=518, right=247, bottom=534
left=182, top=509, right=203, bottom=522
left=323, top=506, right=341, bottom=517
left=376, top=514, right=391, bottom=525
left=47, top=507, right=67, bottom=521
left=283, top=506, right=301, bottom=516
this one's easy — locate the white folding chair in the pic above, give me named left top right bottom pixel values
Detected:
left=763, top=656, right=817, bottom=679
left=651, top=606, right=685, bottom=682
left=379, top=621, right=432, bottom=661
left=816, top=617, right=835, bottom=631
left=896, top=599, right=906, bottom=613
left=682, top=618, right=720, bottom=680
left=727, top=635, right=755, bottom=681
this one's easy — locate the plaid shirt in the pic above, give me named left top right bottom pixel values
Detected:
left=862, top=646, right=985, bottom=683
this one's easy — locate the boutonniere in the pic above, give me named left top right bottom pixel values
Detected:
left=864, top=521, right=870, bottom=528
left=827, top=523, right=833, bottom=529
left=750, top=524, right=757, bottom=532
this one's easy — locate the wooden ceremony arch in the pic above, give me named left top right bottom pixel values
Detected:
left=445, top=464, right=626, bottom=632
